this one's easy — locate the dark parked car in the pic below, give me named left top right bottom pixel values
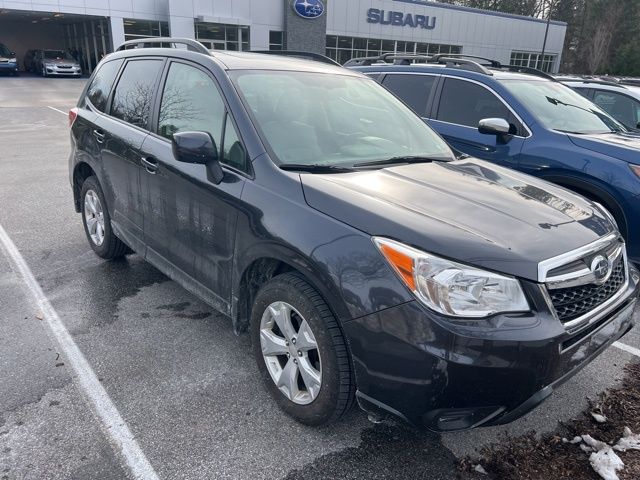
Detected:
left=0, top=42, right=19, bottom=75
left=69, top=39, right=639, bottom=431
left=349, top=54, right=640, bottom=268
left=23, top=49, right=37, bottom=72
left=34, top=49, right=82, bottom=77
left=559, top=78, right=640, bottom=131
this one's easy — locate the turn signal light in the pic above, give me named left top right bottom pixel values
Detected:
left=377, top=242, right=416, bottom=291
left=68, top=107, right=78, bottom=128
left=630, top=164, right=640, bottom=179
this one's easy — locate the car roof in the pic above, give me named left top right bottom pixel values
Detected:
left=562, top=80, right=640, bottom=99
left=208, top=50, right=360, bottom=75
left=352, top=63, right=552, bottom=82
left=109, top=47, right=362, bottom=76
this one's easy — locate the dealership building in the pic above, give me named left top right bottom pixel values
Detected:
left=0, top=0, right=567, bottom=74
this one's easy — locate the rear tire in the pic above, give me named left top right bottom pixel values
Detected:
left=250, top=272, right=355, bottom=426
left=80, top=176, right=129, bottom=260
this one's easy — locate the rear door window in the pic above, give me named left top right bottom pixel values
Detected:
left=111, top=59, right=163, bottom=129
left=86, top=59, right=124, bottom=112
left=382, top=74, right=436, bottom=117
left=437, top=78, right=512, bottom=129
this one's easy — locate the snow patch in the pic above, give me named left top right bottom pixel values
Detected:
left=591, top=412, right=608, bottom=423
left=614, top=427, right=640, bottom=452
left=473, top=464, right=487, bottom=475
left=567, top=429, right=640, bottom=480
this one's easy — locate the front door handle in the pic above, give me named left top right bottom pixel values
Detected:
left=93, top=129, right=105, bottom=144
left=141, top=157, right=159, bottom=174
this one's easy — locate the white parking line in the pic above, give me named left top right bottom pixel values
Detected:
left=613, top=341, right=640, bottom=358
left=47, top=106, right=67, bottom=115
left=0, top=223, right=160, bottom=480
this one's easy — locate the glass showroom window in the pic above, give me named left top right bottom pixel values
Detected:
left=326, top=35, right=462, bottom=64
left=510, top=51, right=557, bottom=73
left=196, top=23, right=250, bottom=51
left=269, top=31, right=284, bottom=51
left=123, top=19, right=169, bottom=41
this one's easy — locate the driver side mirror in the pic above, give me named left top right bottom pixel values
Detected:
left=172, top=131, right=224, bottom=184
left=478, top=118, right=513, bottom=144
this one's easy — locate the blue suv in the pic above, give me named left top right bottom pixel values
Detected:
left=349, top=54, right=640, bottom=266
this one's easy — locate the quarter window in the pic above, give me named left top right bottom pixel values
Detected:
left=86, top=59, right=124, bottom=112
left=437, top=78, right=512, bottom=129
left=158, top=62, right=225, bottom=150
left=111, top=59, right=163, bottom=128
left=382, top=74, right=436, bottom=117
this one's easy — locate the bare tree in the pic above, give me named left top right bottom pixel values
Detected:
left=584, top=2, right=624, bottom=74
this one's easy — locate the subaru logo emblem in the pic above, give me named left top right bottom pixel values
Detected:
left=293, top=0, right=325, bottom=19
left=590, top=255, right=611, bottom=285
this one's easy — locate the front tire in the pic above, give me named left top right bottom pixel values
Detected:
left=80, top=176, right=128, bottom=260
left=250, top=273, right=355, bottom=426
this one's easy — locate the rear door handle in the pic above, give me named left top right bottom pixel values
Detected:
left=93, top=129, right=105, bottom=144
left=141, top=156, right=159, bottom=174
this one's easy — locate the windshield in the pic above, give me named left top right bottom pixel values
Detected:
left=501, top=80, right=626, bottom=134
left=231, top=71, right=454, bottom=167
left=44, top=50, right=73, bottom=60
left=0, top=44, right=11, bottom=57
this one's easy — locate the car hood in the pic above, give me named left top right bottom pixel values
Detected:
left=567, top=132, right=640, bottom=165
left=44, top=58, right=77, bottom=65
left=301, top=158, right=614, bottom=281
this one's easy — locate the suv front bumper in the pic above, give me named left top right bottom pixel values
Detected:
left=344, top=266, right=639, bottom=431
left=44, top=65, right=82, bottom=76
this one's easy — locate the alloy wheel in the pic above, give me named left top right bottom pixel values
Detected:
left=259, top=301, right=322, bottom=405
left=84, top=189, right=105, bottom=246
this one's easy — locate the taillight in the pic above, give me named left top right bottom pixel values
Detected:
left=68, top=107, right=78, bottom=128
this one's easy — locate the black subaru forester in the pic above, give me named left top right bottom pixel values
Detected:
left=69, top=38, right=639, bottom=431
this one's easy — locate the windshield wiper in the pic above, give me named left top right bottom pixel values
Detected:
left=353, top=155, right=449, bottom=168
left=279, top=163, right=354, bottom=173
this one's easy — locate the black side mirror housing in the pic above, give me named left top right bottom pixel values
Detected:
left=172, top=131, right=224, bottom=184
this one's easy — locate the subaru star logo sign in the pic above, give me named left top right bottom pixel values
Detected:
left=293, top=0, right=325, bottom=19
left=591, top=255, right=612, bottom=285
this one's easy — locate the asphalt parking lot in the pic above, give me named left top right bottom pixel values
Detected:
left=0, top=76, right=639, bottom=480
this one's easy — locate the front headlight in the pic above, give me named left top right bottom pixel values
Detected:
left=9, top=58, right=16, bottom=63
left=374, top=237, right=529, bottom=318
left=44, top=63, right=54, bottom=68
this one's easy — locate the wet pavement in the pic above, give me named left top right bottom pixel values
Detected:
left=0, top=76, right=638, bottom=480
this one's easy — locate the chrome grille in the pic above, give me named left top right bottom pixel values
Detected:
left=548, top=257, right=626, bottom=323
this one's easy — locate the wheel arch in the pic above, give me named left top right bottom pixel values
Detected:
left=72, top=162, right=97, bottom=212
left=232, top=249, right=350, bottom=335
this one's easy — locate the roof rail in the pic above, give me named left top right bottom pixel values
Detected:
left=251, top=50, right=340, bottom=66
left=558, top=77, right=625, bottom=88
left=504, top=65, right=556, bottom=81
left=343, top=53, right=432, bottom=67
left=430, top=53, right=502, bottom=68
left=437, top=57, right=493, bottom=75
left=619, top=79, right=640, bottom=86
left=344, top=53, right=492, bottom=75
left=116, top=37, right=210, bottom=55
